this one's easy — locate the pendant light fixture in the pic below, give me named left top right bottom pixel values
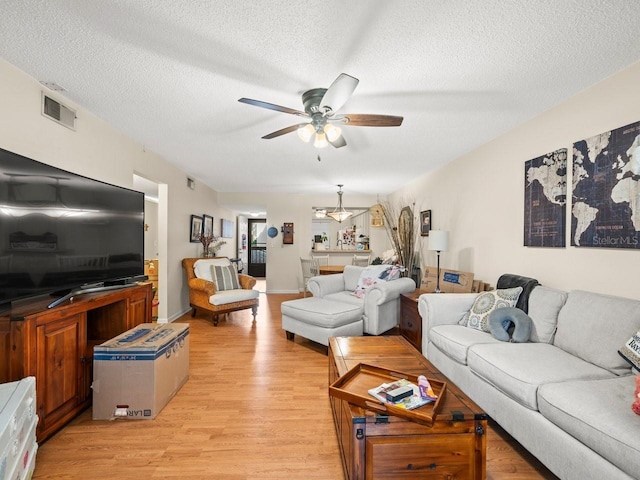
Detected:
left=327, top=184, right=353, bottom=223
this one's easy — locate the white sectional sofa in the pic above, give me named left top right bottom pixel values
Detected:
left=418, top=286, right=640, bottom=480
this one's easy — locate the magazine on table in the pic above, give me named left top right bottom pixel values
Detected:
left=368, top=376, right=438, bottom=410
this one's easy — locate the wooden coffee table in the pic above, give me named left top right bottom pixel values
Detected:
left=329, top=335, right=487, bottom=480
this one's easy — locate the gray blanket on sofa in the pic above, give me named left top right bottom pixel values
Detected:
left=496, top=273, right=539, bottom=313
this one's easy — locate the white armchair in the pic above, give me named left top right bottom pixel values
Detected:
left=307, top=265, right=416, bottom=335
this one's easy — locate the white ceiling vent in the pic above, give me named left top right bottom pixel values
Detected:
left=41, top=93, right=76, bottom=130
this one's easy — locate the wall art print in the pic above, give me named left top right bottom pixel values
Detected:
left=524, top=148, right=567, bottom=247
left=203, top=214, right=214, bottom=236
left=190, top=215, right=203, bottom=243
left=420, top=210, right=431, bottom=236
left=221, top=218, right=234, bottom=238
left=571, top=120, right=640, bottom=248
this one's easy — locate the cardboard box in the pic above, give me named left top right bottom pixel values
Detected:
left=92, top=323, right=189, bottom=420
left=421, top=266, right=474, bottom=293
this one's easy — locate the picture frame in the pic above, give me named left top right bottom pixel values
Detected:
left=190, top=214, right=203, bottom=243
left=202, top=214, right=214, bottom=236
left=420, top=210, right=432, bottom=236
left=221, top=218, right=234, bottom=238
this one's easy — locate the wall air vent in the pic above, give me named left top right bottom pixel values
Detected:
left=41, top=93, right=76, bottom=130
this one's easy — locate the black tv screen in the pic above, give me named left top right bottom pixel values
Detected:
left=0, top=147, right=145, bottom=309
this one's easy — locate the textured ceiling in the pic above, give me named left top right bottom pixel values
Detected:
left=1, top=0, right=640, bottom=202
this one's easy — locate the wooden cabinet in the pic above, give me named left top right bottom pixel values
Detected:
left=0, top=283, right=152, bottom=441
left=36, top=313, right=86, bottom=438
left=400, top=290, right=425, bottom=352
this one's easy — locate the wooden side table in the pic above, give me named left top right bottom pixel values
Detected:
left=399, top=289, right=427, bottom=352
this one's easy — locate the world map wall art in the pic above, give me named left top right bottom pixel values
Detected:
left=572, top=120, right=640, bottom=249
left=524, top=148, right=567, bottom=247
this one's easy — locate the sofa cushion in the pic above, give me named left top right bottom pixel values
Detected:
left=461, top=287, right=523, bottom=332
left=467, top=343, right=615, bottom=410
left=280, top=297, right=362, bottom=328
left=323, top=291, right=365, bottom=307
left=526, top=286, right=567, bottom=343
left=429, top=325, right=500, bottom=365
left=193, top=257, right=231, bottom=281
left=538, top=376, right=640, bottom=478
left=554, top=290, right=640, bottom=375
left=209, top=288, right=259, bottom=306
left=343, top=265, right=364, bottom=292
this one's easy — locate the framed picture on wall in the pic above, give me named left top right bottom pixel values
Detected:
left=221, top=218, right=234, bottom=238
left=420, top=210, right=432, bottom=236
left=190, top=214, right=203, bottom=242
left=203, top=214, right=214, bottom=236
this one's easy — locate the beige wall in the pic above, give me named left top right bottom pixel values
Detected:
left=393, top=61, right=640, bottom=299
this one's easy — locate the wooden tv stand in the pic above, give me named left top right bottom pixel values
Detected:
left=0, top=282, right=153, bottom=442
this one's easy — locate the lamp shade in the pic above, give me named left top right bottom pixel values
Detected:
left=428, top=230, right=449, bottom=252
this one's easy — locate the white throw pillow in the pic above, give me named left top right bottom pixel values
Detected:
left=461, top=287, right=523, bottom=333
left=193, top=258, right=231, bottom=281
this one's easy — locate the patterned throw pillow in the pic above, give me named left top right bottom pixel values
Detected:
left=619, top=329, right=640, bottom=372
left=461, top=287, right=523, bottom=332
left=210, top=265, right=240, bottom=291
left=354, top=265, right=402, bottom=299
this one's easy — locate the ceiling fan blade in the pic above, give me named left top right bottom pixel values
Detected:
left=262, top=123, right=308, bottom=139
left=341, top=113, right=403, bottom=127
left=319, top=73, right=359, bottom=114
left=238, top=98, right=307, bottom=117
left=328, top=135, right=347, bottom=148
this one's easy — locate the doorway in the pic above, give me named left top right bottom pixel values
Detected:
left=133, top=173, right=167, bottom=323
left=247, top=219, right=266, bottom=277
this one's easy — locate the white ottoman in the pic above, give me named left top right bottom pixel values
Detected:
left=281, top=297, right=363, bottom=346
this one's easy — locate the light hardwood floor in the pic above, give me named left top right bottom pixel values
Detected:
left=32, top=292, right=559, bottom=479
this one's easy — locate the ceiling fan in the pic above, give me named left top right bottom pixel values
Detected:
left=238, top=73, right=403, bottom=149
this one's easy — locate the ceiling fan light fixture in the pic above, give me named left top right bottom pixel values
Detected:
left=297, top=124, right=314, bottom=143
left=324, top=123, right=342, bottom=142
left=326, top=184, right=353, bottom=223
left=314, top=131, right=328, bottom=148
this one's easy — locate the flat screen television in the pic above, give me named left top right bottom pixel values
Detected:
left=0, top=146, right=146, bottom=310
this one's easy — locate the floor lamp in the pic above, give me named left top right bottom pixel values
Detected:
left=428, top=230, right=449, bottom=293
